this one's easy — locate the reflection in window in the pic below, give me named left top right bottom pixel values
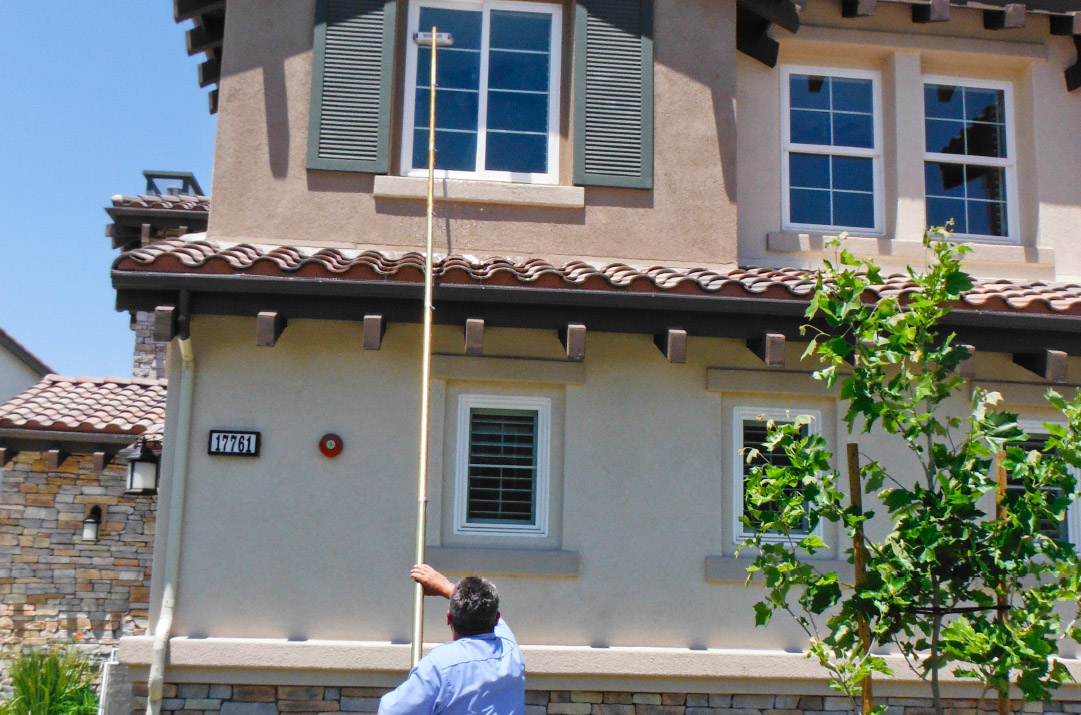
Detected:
left=923, top=83, right=1011, bottom=237
left=405, top=2, right=559, bottom=182
left=784, top=71, right=880, bottom=231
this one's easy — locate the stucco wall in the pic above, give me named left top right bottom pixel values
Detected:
left=205, top=0, right=738, bottom=267
left=147, top=315, right=1081, bottom=664
left=0, top=350, right=43, bottom=405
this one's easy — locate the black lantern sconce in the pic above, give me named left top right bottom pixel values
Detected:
left=126, top=444, right=159, bottom=495
left=82, top=506, right=102, bottom=542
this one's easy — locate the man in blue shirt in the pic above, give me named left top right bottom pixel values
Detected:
left=378, top=565, right=525, bottom=715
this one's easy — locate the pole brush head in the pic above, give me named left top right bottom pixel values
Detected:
left=413, top=31, right=454, bottom=46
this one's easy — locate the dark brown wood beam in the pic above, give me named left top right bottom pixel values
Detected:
left=842, top=0, right=876, bottom=18
left=983, top=4, right=1025, bottom=30
left=186, top=24, right=223, bottom=56
left=209, top=89, right=220, bottom=115
left=465, top=319, right=485, bottom=356
left=198, top=58, right=221, bottom=89
left=736, top=3, right=780, bottom=67
left=913, top=0, right=950, bottom=23
left=1067, top=37, right=1081, bottom=92
left=747, top=333, right=786, bottom=368
left=45, top=449, right=69, bottom=471
left=92, top=452, right=112, bottom=472
left=654, top=329, right=688, bottom=364
left=560, top=324, right=587, bottom=361
left=1049, top=14, right=1081, bottom=35
left=154, top=305, right=177, bottom=343
left=363, top=315, right=385, bottom=350
left=1013, top=349, right=1068, bottom=382
left=256, top=311, right=287, bottom=347
left=738, top=0, right=800, bottom=33
left=0, top=448, right=17, bottom=466
left=174, top=0, right=226, bottom=22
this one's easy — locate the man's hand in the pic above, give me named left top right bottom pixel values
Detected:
left=412, top=564, right=455, bottom=599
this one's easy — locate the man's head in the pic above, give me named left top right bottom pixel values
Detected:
left=448, top=575, right=500, bottom=637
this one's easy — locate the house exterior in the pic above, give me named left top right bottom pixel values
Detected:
left=108, top=0, right=1081, bottom=713
left=0, top=327, right=51, bottom=405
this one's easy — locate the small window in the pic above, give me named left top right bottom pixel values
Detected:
left=454, top=395, right=550, bottom=536
left=732, top=406, right=821, bottom=543
left=923, top=78, right=1017, bottom=240
left=401, top=0, right=562, bottom=184
left=781, top=67, right=883, bottom=233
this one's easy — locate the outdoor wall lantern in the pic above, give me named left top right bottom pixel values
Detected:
left=126, top=445, right=159, bottom=495
left=82, top=506, right=102, bottom=542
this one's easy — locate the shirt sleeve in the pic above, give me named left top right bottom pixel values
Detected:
left=378, top=657, right=443, bottom=715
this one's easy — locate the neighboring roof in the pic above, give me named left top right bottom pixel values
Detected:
left=0, top=375, right=166, bottom=437
left=0, top=327, right=52, bottom=378
left=111, top=194, right=210, bottom=212
left=112, top=237, right=1081, bottom=318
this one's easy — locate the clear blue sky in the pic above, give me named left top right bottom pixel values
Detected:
left=0, top=3, right=216, bottom=378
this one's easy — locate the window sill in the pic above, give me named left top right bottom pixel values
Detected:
left=427, top=546, right=580, bottom=577
left=767, top=232, right=1055, bottom=268
left=373, top=176, right=585, bottom=209
left=704, top=555, right=853, bottom=584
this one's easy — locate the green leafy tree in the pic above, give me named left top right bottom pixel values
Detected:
left=740, top=227, right=1081, bottom=715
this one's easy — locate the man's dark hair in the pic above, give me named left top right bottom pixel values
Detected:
left=449, top=575, right=500, bottom=636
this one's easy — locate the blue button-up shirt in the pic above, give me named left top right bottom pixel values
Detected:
left=379, top=619, right=525, bottom=715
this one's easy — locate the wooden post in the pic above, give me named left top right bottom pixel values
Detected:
left=995, top=451, right=1010, bottom=715
left=846, top=443, right=873, bottom=715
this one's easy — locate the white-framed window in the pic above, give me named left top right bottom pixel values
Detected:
left=732, top=406, right=823, bottom=544
left=1006, top=421, right=1081, bottom=545
left=400, top=0, right=562, bottom=184
left=453, top=394, right=551, bottom=537
left=922, top=77, right=1018, bottom=241
left=781, top=66, right=884, bottom=233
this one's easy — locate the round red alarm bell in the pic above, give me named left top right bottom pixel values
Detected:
left=319, top=433, right=344, bottom=458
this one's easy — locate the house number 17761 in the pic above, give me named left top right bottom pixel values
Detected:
left=207, top=430, right=261, bottom=457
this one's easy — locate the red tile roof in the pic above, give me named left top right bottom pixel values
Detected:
left=111, top=194, right=210, bottom=212
left=114, top=237, right=1081, bottom=317
left=0, top=375, right=166, bottom=437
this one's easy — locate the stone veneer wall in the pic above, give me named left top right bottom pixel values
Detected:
left=0, top=451, right=155, bottom=654
left=131, top=311, right=168, bottom=381
left=131, top=686, right=1067, bottom=715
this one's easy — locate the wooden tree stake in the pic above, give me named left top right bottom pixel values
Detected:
left=847, top=443, right=873, bottom=715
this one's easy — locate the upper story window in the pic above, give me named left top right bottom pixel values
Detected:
left=923, top=78, right=1017, bottom=241
left=400, top=0, right=562, bottom=184
left=453, top=394, right=551, bottom=537
left=732, top=406, right=822, bottom=543
left=781, top=67, right=883, bottom=233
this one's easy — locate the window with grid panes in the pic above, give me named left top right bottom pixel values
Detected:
left=923, top=80, right=1015, bottom=239
left=400, top=0, right=561, bottom=183
left=466, top=408, right=539, bottom=525
left=782, top=68, right=882, bottom=232
left=1005, top=435, right=1070, bottom=543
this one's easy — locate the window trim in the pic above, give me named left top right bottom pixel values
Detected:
left=731, top=406, right=824, bottom=545
left=453, top=394, right=551, bottom=537
left=1013, top=420, right=1081, bottom=546
left=399, top=0, right=563, bottom=185
left=921, top=75, right=1019, bottom=243
left=780, top=65, right=885, bottom=235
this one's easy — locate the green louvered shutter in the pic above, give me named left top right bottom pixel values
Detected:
left=573, top=0, right=654, bottom=189
left=307, top=0, right=397, bottom=173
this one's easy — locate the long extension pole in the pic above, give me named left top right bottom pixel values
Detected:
left=410, top=25, right=440, bottom=670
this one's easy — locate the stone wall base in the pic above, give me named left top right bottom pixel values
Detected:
left=122, top=684, right=1080, bottom=715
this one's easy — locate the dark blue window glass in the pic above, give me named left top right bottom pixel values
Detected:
left=789, top=74, right=874, bottom=149
left=833, top=156, right=873, bottom=192
left=834, top=191, right=874, bottom=228
left=486, top=133, right=547, bottom=173
left=412, top=128, right=478, bottom=172
left=789, top=153, right=874, bottom=229
left=789, top=153, right=829, bottom=189
left=923, top=84, right=1009, bottom=237
left=790, top=75, right=830, bottom=110
left=790, top=110, right=830, bottom=145
left=790, top=189, right=831, bottom=226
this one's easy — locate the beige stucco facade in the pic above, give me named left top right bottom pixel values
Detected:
left=121, top=0, right=1081, bottom=699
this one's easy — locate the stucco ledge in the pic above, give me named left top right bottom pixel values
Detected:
left=767, top=232, right=1055, bottom=268
left=373, top=176, right=585, bottom=208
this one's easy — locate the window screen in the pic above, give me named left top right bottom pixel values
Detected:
left=467, top=408, right=538, bottom=524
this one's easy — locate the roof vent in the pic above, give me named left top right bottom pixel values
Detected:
left=143, top=170, right=203, bottom=197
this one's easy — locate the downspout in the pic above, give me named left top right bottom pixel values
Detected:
left=146, top=303, right=195, bottom=715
